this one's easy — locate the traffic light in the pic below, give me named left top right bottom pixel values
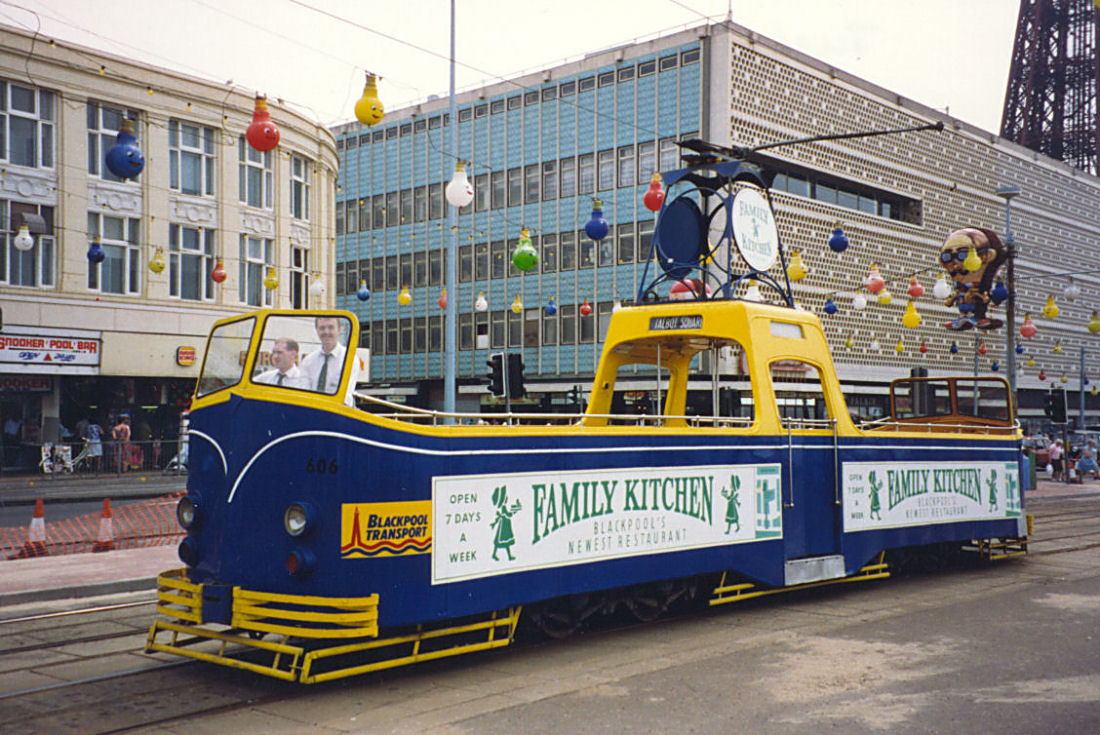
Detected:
left=1044, top=389, right=1067, bottom=423
left=487, top=352, right=504, bottom=396
left=507, top=353, right=525, bottom=398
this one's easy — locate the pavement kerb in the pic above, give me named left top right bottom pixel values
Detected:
left=0, top=576, right=159, bottom=608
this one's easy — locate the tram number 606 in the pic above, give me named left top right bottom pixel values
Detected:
left=306, top=457, right=338, bottom=474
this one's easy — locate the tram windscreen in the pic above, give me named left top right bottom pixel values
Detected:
left=252, top=314, right=354, bottom=396
left=196, top=317, right=255, bottom=398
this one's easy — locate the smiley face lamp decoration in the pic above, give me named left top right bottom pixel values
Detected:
left=210, top=258, right=227, bottom=283
left=13, top=223, right=34, bottom=251
left=245, top=95, right=280, bottom=152
left=939, top=227, right=1007, bottom=331
left=445, top=161, right=474, bottom=208
left=105, top=118, right=145, bottom=179
left=512, top=228, right=538, bottom=271
left=354, top=73, right=385, bottom=126
left=643, top=173, right=665, bottom=212
left=148, top=247, right=166, bottom=274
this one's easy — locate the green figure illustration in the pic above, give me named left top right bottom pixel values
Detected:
left=987, top=470, right=998, bottom=510
left=868, top=471, right=883, bottom=520
left=721, top=475, right=741, bottom=534
left=1005, top=472, right=1018, bottom=512
left=490, top=485, right=521, bottom=561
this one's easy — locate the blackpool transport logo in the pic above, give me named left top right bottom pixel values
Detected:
left=340, top=500, right=432, bottom=558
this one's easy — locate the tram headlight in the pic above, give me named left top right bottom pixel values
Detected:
left=177, top=495, right=201, bottom=530
left=178, top=537, right=199, bottom=567
left=283, top=501, right=318, bottom=538
left=286, top=548, right=317, bottom=577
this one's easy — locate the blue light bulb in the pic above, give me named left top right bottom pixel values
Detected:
left=87, top=239, right=105, bottom=263
left=827, top=227, right=849, bottom=253
left=584, top=200, right=609, bottom=242
left=356, top=282, right=371, bottom=301
left=950, top=342, right=959, bottom=354
left=823, top=297, right=838, bottom=315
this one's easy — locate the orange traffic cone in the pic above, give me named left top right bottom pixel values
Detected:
left=93, top=498, right=115, bottom=553
left=21, top=498, right=48, bottom=558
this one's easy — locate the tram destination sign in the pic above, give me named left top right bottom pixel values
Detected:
left=649, top=314, right=703, bottom=331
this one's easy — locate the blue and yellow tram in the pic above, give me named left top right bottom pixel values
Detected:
left=146, top=151, right=1027, bottom=684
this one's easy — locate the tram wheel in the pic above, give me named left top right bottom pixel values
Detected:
left=529, top=594, right=589, bottom=639
left=626, top=584, right=668, bottom=623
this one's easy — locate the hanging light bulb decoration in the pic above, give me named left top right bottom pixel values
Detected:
left=87, top=239, right=105, bottom=263
left=1064, top=279, right=1081, bottom=298
left=512, top=227, right=538, bottom=271
left=398, top=285, right=412, bottom=305
left=990, top=279, right=1009, bottom=305
left=978, top=341, right=988, bottom=355
left=786, top=250, right=808, bottom=281
left=851, top=293, right=867, bottom=310
left=864, top=264, right=885, bottom=293
left=823, top=297, right=838, bottom=316
left=844, top=334, right=854, bottom=349
left=105, top=118, right=145, bottom=179
left=579, top=297, right=593, bottom=316
left=545, top=297, right=557, bottom=316
left=827, top=224, right=849, bottom=253
left=1041, top=294, right=1060, bottom=319
left=1027, top=356, right=1035, bottom=367
left=1060, top=372, right=1068, bottom=384
left=309, top=275, right=325, bottom=299
left=963, top=245, right=982, bottom=272
left=13, top=223, right=34, bottom=251
left=445, top=161, right=474, bottom=208
left=902, top=300, right=921, bottom=328
left=894, top=337, right=904, bottom=354
left=438, top=288, right=447, bottom=310
left=870, top=334, right=881, bottom=352
left=1052, top=340, right=1064, bottom=355
left=743, top=283, right=763, bottom=302
left=950, top=341, right=959, bottom=354
left=357, top=279, right=371, bottom=301
left=642, top=173, right=665, bottom=212
left=475, top=291, right=488, bottom=312
left=1038, top=369, right=1047, bottom=381
left=354, top=72, right=385, bottom=126
left=511, top=294, right=523, bottom=314
left=245, top=95, right=280, bottom=152
left=584, top=199, right=609, bottom=241
left=1089, top=310, right=1100, bottom=334
left=1092, top=384, right=1098, bottom=396
left=919, top=339, right=929, bottom=355
left=877, top=288, right=892, bottom=306
left=991, top=361, right=999, bottom=372
left=263, top=266, right=279, bottom=291
left=932, top=275, right=951, bottom=300
left=210, top=258, right=227, bottom=283
left=148, top=247, right=166, bottom=274
left=907, top=277, right=924, bottom=299
left=612, top=299, right=623, bottom=313
left=1019, top=313, right=1037, bottom=338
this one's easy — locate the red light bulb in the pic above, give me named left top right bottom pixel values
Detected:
left=245, top=95, right=280, bottom=152
left=210, top=258, right=227, bottom=283
left=643, top=173, right=665, bottom=212
left=579, top=297, right=592, bottom=316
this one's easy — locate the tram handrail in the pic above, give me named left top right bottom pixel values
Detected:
left=858, top=416, right=1021, bottom=435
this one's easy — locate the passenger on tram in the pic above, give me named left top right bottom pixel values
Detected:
left=255, top=337, right=310, bottom=389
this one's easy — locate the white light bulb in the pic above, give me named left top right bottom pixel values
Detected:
left=932, top=276, right=951, bottom=300
left=445, top=161, right=474, bottom=208
left=851, top=293, right=867, bottom=310
left=13, top=223, right=33, bottom=251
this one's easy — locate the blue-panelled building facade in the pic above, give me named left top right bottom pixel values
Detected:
left=332, top=22, right=1100, bottom=426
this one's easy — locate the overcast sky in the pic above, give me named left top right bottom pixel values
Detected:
left=5, top=0, right=1018, bottom=133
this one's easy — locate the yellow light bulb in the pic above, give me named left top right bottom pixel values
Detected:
left=1042, top=294, right=1059, bottom=319
left=263, top=266, right=279, bottom=291
left=148, top=247, right=166, bottom=274
left=1089, top=310, right=1100, bottom=334
left=877, top=288, right=892, bottom=306
left=786, top=250, right=808, bottom=281
left=398, top=285, right=411, bottom=305
left=901, top=300, right=921, bottom=329
left=511, top=294, right=523, bottom=314
left=354, top=73, right=385, bottom=126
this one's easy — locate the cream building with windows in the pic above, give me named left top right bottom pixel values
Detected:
left=0, top=25, right=337, bottom=469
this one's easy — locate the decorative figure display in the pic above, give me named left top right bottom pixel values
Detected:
left=902, top=300, right=921, bottom=328
left=907, top=277, right=924, bottom=299
left=263, top=267, right=279, bottom=291
left=1041, top=294, right=1060, bottom=319
left=398, top=285, right=412, bottom=305
left=827, top=225, right=849, bottom=253
left=1020, top=313, right=1037, bottom=338
left=545, top=298, right=557, bottom=316
left=864, top=264, right=885, bottom=293
left=105, top=118, right=145, bottom=179
left=13, top=223, right=34, bottom=251
left=932, top=276, right=951, bottom=300
left=643, top=173, right=665, bottom=212
left=354, top=73, right=385, bottom=127
left=584, top=200, right=609, bottom=241
left=512, top=228, right=538, bottom=271
left=579, top=297, right=592, bottom=316
left=210, top=259, right=227, bottom=283
left=1089, top=310, right=1100, bottom=334
left=475, top=292, right=488, bottom=312
left=438, top=288, right=447, bottom=310
left=245, top=96, right=280, bottom=152
left=938, top=227, right=1007, bottom=331
left=511, top=294, right=523, bottom=314
left=87, top=239, right=105, bottom=263
left=357, top=280, right=371, bottom=301
left=823, top=297, right=838, bottom=315
left=149, top=247, right=166, bottom=274
left=851, top=293, right=867, bottom=310
left=445, top=161, right=474, bottom=208
left=877, top=288, right=892, bottom=306
left=786, top=250, right=807, bottom=281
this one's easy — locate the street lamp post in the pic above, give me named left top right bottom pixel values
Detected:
left=443, top=0, right=458, bottom=422
left=996, top=184, right=1021, bottom=404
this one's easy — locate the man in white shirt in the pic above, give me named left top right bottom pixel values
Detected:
left=300, top=316, right=360, bottom=405
left=254, top=337, right=310, bottom=389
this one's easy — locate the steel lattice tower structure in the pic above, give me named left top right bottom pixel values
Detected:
left=1000, top=0, right=1100, bottom=175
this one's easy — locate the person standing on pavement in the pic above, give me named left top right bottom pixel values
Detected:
left=85, top=419, right=103, bottom=475
left=112, top=415, right=131, bottom=473
left=1076, top=439, right=1099, bottom=481
left=1048, top=438, right=1064, bottom=481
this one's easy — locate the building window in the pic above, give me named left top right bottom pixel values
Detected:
left=236, top=137, right=270, bottom=207
left=637, top=220, right=654, bottom=262
left=560, top=304, right=576, bottom=344
left=617, top=222, right=634, bottom=264
left=597, top=149, right=615, bottom=190
left=86, top=212, right=140, bottom=294
left=598, top=225, right=615, bottom=267
left=414, top=316, right=427, bottom=352
left=490, top=171, right=505, bottom=209
left=458, top=108, right=472, bottom=122
left=373, top=195, right=385, bottom=228
left=358, top=197, right=370, bottom=230
left=491, top=311, right=506, bottom=348
left=578, top=153, right=594, bottom=195
left=638, top=60, right=656, bottom=76
left=385, top=256, right=397, bottom=291
left=414, top=250, right=428, bottom=286
left=597, top=72, right=614, bottom=87
left=560, top=157, right=576, bottom=198
left=491, top=239, right=506, bottom=278
left=168, top=223, right=214, bottom=300
left=578, top=76, right=595, bottom=92
left=541, top=86, right=557, bottom=101
left=617, top=66, right=635, bottom=82
left=1, top=200, right=55, bottom=287
left=660, top=54, right=678, bottom=71
left=428, top=249, right=443, bottom=285
left=542, top=308, right=558, bottom=345
left=559, top=230, right=576, bottom=270
left=682, top=48, right=700, bottom=64
left=335, top=202, right=345, bottom=235
left=399, top=253, right=413, bottom=287
left=541, top=233, right=557, bottom=273
left=659, top=137, right=679, bottom=172
left=490, top=99, right=505, bottom=114
left=429, top=183, right=443, bottom=220
left=524, top=308, right=540, bottom=347
left=507, top=95, right=521, bottom=110
left=560, top=80, right=576, bottom=96
left=429, top=315, right=443, bottom=351
left=372, top=257, right=385, bottom=291
left=524, top=164, right=539, bottom=203
left=637, top=141, right=655, bottom=183
left=400, top=189, right=412, bottom=224
left=400, top=318, right=412, bottom=352
left=617, top=146, right=635, bottom=188
left=474, top=173, right=489, bottom=211
left=414, top=186, right=427, bottom=222
left=290, top=246, right=309, bottom=309
left=87, top=102, right=140, bottom=182
left=290, top=155, right=311, bottom=220
left=345, top=199, right=358, bottom=233
left=474, top=103, right=488, bottom=118
left=1, top=81, right=54, bottom=169
left=169, top=120, right=215, bottom=196
left=239, top=234, right=274, bottom=307
left=542, top=160, right=557, bottom=200
left=579, top=302, right=595, bottom=342
left=475, top=242, right=489, bottom=280
left=459, top=244, right=472, bottom=282
left=508, top=310, right=522, bottom=347
left=475, top=313, right=489, bottom=350
left=459, top=313, right=474, bottom=350
left=507, top=167, right=522, bottom=206
left=578, top=237, right=595, bottom=269
left=524, top=91, right=539, bottom=106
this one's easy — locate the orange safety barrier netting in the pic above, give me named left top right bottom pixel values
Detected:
left=0, top=493, right=185, bottom=559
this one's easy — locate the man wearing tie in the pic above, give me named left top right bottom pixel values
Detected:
left=254, top=337, right=310, bottom=388
left=301, top=316, right=360, bottom=405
